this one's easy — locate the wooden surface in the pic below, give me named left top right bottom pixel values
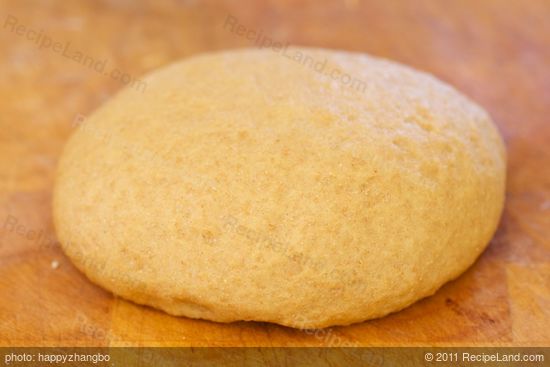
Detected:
left=0, top=0, right=549, bottom=347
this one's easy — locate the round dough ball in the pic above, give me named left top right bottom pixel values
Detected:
left=53, top=48, right=506, bottom=328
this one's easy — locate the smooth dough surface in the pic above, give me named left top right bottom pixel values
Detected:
left=53, top=47, right=506, bottom=328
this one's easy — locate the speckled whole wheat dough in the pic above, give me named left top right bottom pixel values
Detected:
left=53, top=47, right=506, bottom=328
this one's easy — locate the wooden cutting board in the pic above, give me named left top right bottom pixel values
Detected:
left=1, top=0, right=549, bottom=347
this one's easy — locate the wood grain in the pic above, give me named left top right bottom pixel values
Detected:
left=0, top=0, right=548, bottom=347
